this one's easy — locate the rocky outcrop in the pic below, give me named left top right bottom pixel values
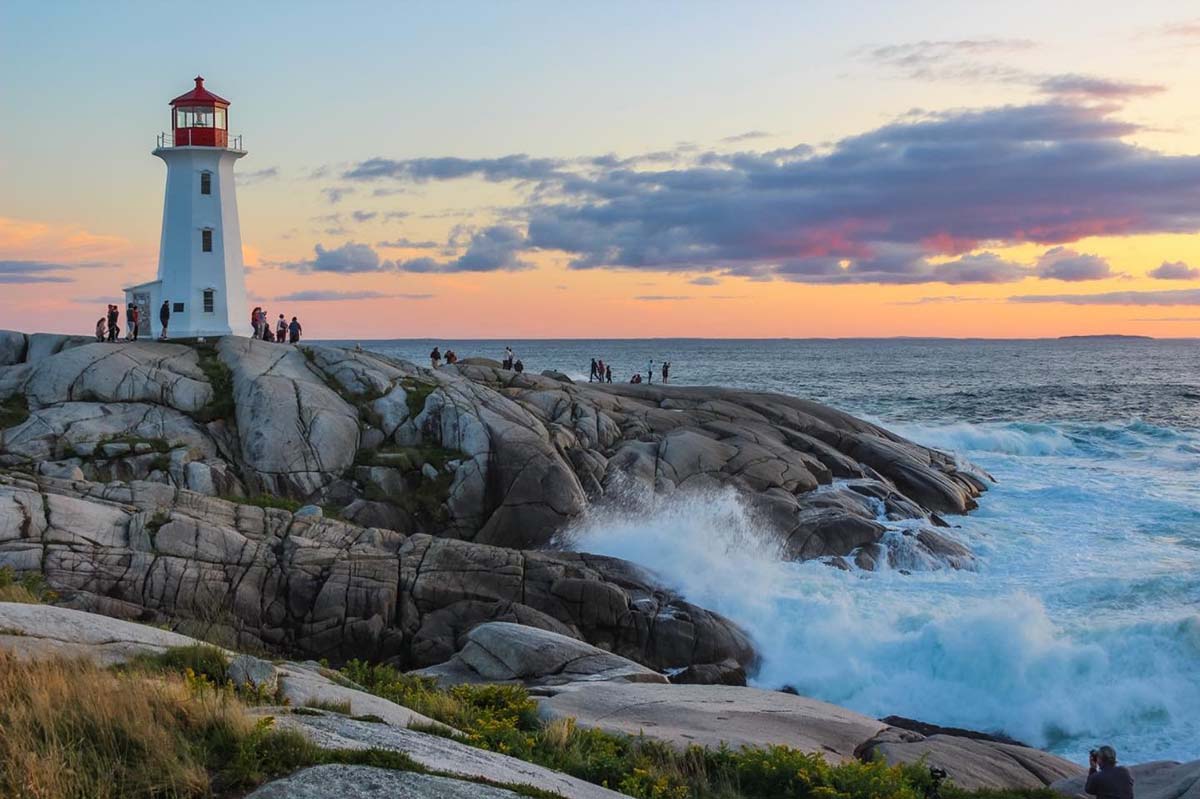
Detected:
left=0, top=332, right=987, bottom=569
left=415, top=621, right=669, bottom=686
left=246, top=768, right=532, bottom=799
left=0, top=472, right=752, bottom=676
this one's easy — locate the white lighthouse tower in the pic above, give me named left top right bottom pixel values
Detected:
left=124, top=76, right=249, bottom=339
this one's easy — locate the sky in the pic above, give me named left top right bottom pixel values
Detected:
left=3, top=1, right=1200, bottom=339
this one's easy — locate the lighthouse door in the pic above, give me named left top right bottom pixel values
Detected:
left=133, top=292, right=151, bottom=337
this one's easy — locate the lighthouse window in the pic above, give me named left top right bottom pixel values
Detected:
left=201, top=229, right=213, bottom=252
left=214, top=108, right=226, bottom=129
left=200, top=172, right=212, bottom=195
left=203, top=290, right=215, bottom=313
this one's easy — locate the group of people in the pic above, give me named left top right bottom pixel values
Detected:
left=428, top=346, right=461, bottom=367
left=588, top=358, right=613, bottom=383
left=95, top=304, right=138, bottom=342
left=590, top=357, right=671, bottom=385
left=251, top=307, right=303, bottom=344
left=501, top=345, right=524, bottom=372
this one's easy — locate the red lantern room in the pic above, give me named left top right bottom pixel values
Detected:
left=168, top=76, right=230, bottom=147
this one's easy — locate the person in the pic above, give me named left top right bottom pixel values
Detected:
left=263, top=326, right=274, bottom=342
left=662, top=361, right=670, bottom=383
left=605, top=364, right=612, bottom=383
left=251, top=307, right=261, bottom=338
left=630, top=373, right=642, bottom=384
left=589, top=358, right=598, bottom=382
left=124, top=303, right=134, bottom=341
left=276, top=314, right=288, bottom=343
left=106, top=305, right=120, bottom=342
left=646, top=359, right=654, bottom=384
left=159, top=300, right=171, bottom=339
left=503, top=346, right=514, bottom=370
left=597, top=359, right=605, bottom=382
left=129, top=304, right=140, bottom=342
left=430, top=346, right=442, bottom=368
left=1085, top=746, right=1134, bottom=799
left=513, top=358, right=524, bottom=373
left=95, top=317, right=107, bottom=342
left=288, top=316, right=302, bottom=343
left=445, top=349, right=458, bottom=365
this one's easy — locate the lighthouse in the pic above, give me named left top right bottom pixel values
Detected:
left=124, top=76, right=249, bottom=339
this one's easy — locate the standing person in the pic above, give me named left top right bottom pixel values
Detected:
left=95, top=317, right=107, bottom=342
left=288, top=316, right=302, bottom=343
left=504, top=346, right=514, bottom=370
left=1085, top=746, right=1134, bottom=799
left=646, top=359, right=654, bottom=384
left=250, top=307, right=259, bottom=337
left=130, top=304, right=140, bottom=341
left=106, top=305, right=120, bottom=342
left=597, top=359, right=605, bottom=382
left=662, top=361, right=670, bottom=384
left=159, top=300, right=170, bottom=339
left=124, top=303, right=134, bottom=341
left=430, top=346, right=442, bottom=368
left=605, top=364, right=612, bottom=383
left=589, top=358, right=598, bottom=382
left=276, top=314, right=288, bottom=344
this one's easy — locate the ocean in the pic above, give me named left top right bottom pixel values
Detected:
left=332, top=337, right=1200, bottom=764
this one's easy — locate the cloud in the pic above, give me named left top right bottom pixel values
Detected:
left=239, top=167, right=279, bottom=186
left=1010, top=288, right=1200, bottom=305
left=721, top=131, right=771, bottom=143
left=322, top=186, right=355, bottom=204
left=351, top=210, right=378, bottom=223
left=377, top=237, right=440, bottom=249
left=689, top=276, right=720, bottom=286
left=0, top=259, right=108, bottom=284
left=274, top=290, right=432, bottom=302
left=1148, top=260, right=1200, bottom=280
left=344, top=155, right=564, bottom=184
left=1036, top=74, right=1164, bottom=100
left=285, top=242, right=393, bottom=273
left=634, top=295, right=690, bottom=301
left=0, top=275, right=73, bottom=284
left=893, top=295, right=991, bottom=305
left=396, top=225, right=532, bottom=273
left=1034, top=247, right=1116, bottom=281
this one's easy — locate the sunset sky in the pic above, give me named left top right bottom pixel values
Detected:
left=4, top=1, right=1200, bottom=338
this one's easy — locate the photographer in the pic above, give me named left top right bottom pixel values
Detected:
left=1085, top=746, right=1134, bottom=799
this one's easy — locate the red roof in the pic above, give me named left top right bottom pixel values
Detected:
left=169, top=76, right=230, bottom=107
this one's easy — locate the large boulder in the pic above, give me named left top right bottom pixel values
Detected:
left=0, top=473, right=754, bottom=676
left=0, top=330, right=27, bottom=366
left=415, top=621, right=668, bottom=686
left=856, top=727, right=1083, bottom=791
left=537, top=682, right=887, bottom=763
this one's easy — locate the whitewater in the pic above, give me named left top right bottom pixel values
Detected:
left=358, top=337, right=1200, bottom=764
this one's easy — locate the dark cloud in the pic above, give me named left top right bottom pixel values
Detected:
left=0, top=275, right=73, bottom=284
left=275, top=290, right=432, bottom=302
left=351, top=210, right=378, bottom=223
left=689, top=276, right=720, bottom=286
left=1034, top=247, right=1116, bottom=281
left=1010, top=288, right=1200, bottom=305
left=1148, top=260, right=1200, bottom=280
left=0, top=259, right=107, bottom=284
left=285, top=242, right=393, bottom=274
left=396, top=225, right=532, bottom=273
left=634, top=295, right=690, bottom=301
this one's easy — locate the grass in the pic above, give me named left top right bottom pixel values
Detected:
left=193, top=345, right=235, bottom=424
left=0, top=566, right=58, bottom=604
left=400, top=378, right=435, bottom=418
left=96, top=434, right=171, bottom=455
left=0, top=394, right=29, bottom=430
left=220, top=494, right=303, bottom=513
left=0, top=649, right=571, bottom=799
left=341, top=661, right=1062, bottom=799
left=304, top=697, right=353, bottom=715
left=352, top=444, right=461, bottom=525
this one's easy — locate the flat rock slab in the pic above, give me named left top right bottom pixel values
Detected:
left=275, top=712, right=627, bottom=799
left=537, top=682, right=886, bottom=762
left=1052, top=760, right=1200, bottom=799
left=246, top=765, right=526, bottom=799
left=0, top=601, right=202, bottom=666
left=277, top=661, right=447, bottom=732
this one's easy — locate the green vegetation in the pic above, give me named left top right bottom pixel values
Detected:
left=0, top=394, right=29, bottom=430
left=0, top=566, right=57, bottom=604
left=341, top=661, right=1061, bottom=799
left=303, top=697, right=352, bottom=714
left=400, top=378, right=435, bottom=417
left=193, top=344, right=235, bottom=423
left=0, top=649, right=570, bottom=799
left=353, top=443, right=461, bottom=525
left=96, top=434, right=171, bottom=454
left=220, top=494, right=303, bottom=513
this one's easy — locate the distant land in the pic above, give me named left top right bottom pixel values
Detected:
left=1057, top=334, right=1154, bottom=341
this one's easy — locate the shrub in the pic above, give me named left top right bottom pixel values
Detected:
left=194, top=346, right=235, bottom=423
left=222, top=494, right=303, bottom=513
left=135, top=644, right=230, bottom=685
left=0, top=566, right=58, bottom=604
